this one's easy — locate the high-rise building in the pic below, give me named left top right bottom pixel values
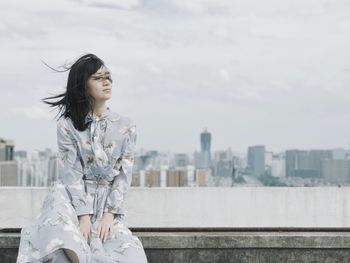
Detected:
left=286, top=149, right=332, bottom=178
left=195, top=128, right=212, bottom=169
left=160, top=165, right=168, bottom=187
left=166, top=168, right=189, bottom=187
left=0, top=161, right=17, bottom=186
left=0, top=138, right=14, bottom=161
left=179, top=169, right=188, bottom=186
left=167, top=169, right=180, bottom=187
left=16, top=149, right=57, bottom=187
left=187, top=165, right=196, bottom=186
left=213, top=149, right=234, bottom=177
left=174, top=153, right=190, bottom=168
left=270, top=153, right=286, bottom=178
left=332, top=148, right=347, bottom=160
left=321, top=159, right=350, bottom=183
left=0, top=138, right=17, bottom=186
left=309, top=150, right=333, bottom=176
left=285, top=150, right=309, bottom=177
left=195, top=169, right=207, bottom=186
left=47, top=156, right=58, bottom=186
left=131, top=171, right=140, bottom=187
left=247, top=145, right=265, bottom=177
left=145, top=169, right=161, bottom=187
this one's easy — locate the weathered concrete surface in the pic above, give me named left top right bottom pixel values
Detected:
left=2, top=187, right=350, bottom=228
left=138, top=231, right=350, bottom=249
left=3, top=231, right=350, bottom=263
left=145, top=249, right=350, bottom=263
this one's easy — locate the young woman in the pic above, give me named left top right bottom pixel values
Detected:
left=16, top=53, right=148, bottom=263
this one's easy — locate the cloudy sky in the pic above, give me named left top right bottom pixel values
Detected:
left=1, top=0, right=350, bottom=155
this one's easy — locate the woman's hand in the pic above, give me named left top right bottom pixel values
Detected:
left=98, top=212, right=114, bottom=242
left=78, top=215, right=92, bottom=241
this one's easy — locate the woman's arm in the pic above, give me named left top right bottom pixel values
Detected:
left=57, top=117, right=94, bottom=216
left=103, top=118, right=137, bottom=216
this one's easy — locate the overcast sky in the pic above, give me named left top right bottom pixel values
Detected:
left=1, top=0, right=350, bottom=155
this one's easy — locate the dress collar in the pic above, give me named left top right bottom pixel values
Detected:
left=85, top=106, right=121, bottom=124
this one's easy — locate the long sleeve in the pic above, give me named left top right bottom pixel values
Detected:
left=104, top=119, right=137, bottom=215
left=57, top=118, right=94, bottom=216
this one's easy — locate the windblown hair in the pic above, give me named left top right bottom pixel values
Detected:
left=42, top=53, right=105, bottom=131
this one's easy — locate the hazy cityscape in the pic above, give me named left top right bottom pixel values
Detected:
left=1, top=128, right=350, bottom=188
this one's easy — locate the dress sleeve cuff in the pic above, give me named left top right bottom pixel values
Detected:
left=73, top=199, right=94, bottom=216
left=103, top=205, right=126, bottom=215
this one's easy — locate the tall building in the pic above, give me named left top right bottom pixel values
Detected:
left=16, top=149, right=57, bottom=187
left=270, top=153, right=286, bottom=178
left=195, top=128, right=212, bottom=169
left=145, top=169, right=161, bottom=187
left=309, top=150, right=333, bottom=174
left=0, top=138, right=17, bottom=186
left=321, top=159, right=350, bottom=183
left=47, top=156, right=58, bottom=186
left=285, top=150, right=309, bottom=177
left=160, top=165, right=168, bottom=187
left=247, top=145, right=265, bottom=177
left=195, top=169, right=207, bottom=186
left=0, top=138, right=14, bottom=161
left=0, top=161, right=17, bottom=186
left=332, top=148, right=347, bottom=160
left=213, top=149, right=234, bottom=177
left=131, top=171, right=140, bottom=187
left=167, top=169, right=180, bottom=187
left=174, top=153, right=190, bottom=168
left=286, top=149, right=332, bottom=178
left=166, top=168, right=189, bottom=187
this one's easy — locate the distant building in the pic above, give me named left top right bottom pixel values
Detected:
left=286, top=149, right=332, bottom=178
left=332, top=148, right=348, bottom=160
left=0, top=137, right=15, bottom=161
left=247, top=145, right=265, bottom=177
left=131, top=171, right=140, bottom=187
left=195, top=169, right=207, bottom=186
left=0, top=138, right=17, bottom=186
left=285, top=150, right=309, bottom=177
left=16, top=149, right=57, bottom=187
left=270, top=153, right=286, bottom=178
left=160, top=165, right=168, bottom=187
left=138, top=150, right=159, bottom=170
left=0, top=161, right=17, bottom=186
left=195, top=128, right=212, bottom=169
left=174, top=153, right=190, bottom=168
left=321, top=159, right=350, bottom=183
left=167, top=169, right=181, bottom=187
left=14, top=150, right=27, bottom=159
left=145, top=169, right=160, bottom=187
left=213, top=149, right=235, bottom=177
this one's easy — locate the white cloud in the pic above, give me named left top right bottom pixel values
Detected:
left=218, top=68, right=230, bottom=82
left=84, top=0, right=141, bottom=10
left=1, top=0, right=350, bottom=152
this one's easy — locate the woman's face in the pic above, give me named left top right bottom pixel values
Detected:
left=87, top=65, right=113, bottom=102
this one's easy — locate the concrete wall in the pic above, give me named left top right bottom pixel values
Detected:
left=1, top=187, right=350, bottom=228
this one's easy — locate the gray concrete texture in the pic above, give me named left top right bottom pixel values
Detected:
left=1, top=187, right=350, bottom=229
left=3, top=231, right=350, bottom=262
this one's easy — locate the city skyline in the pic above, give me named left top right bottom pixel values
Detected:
left=3, top=133, right=350, bottom=158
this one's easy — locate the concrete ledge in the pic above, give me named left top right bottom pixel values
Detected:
left=3, top=187, right=350, bottom=228
left=3, top=230, right=350, bottom=262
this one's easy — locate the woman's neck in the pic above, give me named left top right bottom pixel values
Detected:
left=92, top=101, right=108, bottom=117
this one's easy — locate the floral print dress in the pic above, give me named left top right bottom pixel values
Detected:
left=16, top=107, right=148, bottom=263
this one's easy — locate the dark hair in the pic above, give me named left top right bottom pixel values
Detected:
left=42, top=53, right=106, bottom=131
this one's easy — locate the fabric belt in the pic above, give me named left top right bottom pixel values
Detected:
left=83, top=178, right=113, bottom=185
